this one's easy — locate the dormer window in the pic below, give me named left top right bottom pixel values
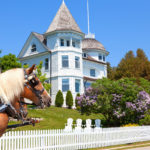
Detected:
left=103, top=56, right=105, bottom=62
left=60, top=39, right=64, bottom=46
left=83, top=53, right=87, bottom=58
left=98, top=54, right=102, bottom=61
left=31, top=44, right=36, bottom=52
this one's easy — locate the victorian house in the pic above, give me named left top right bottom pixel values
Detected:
left=18, top=1, right=109, bottom=107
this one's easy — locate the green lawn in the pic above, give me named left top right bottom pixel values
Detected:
left=8, top=106, right=104, bottom=131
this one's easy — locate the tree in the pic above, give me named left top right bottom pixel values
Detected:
left=114, top=49, right=150, bottom=80
left=114, top=51, right=135, bottom=79
left=36, top=61, right=51, bottom=92
left=107, top=62, right=116, bottom=79
left=66, top=90, right=73, bottom=109
left=55, top=90, right=64, bottom=107
left=0, top=53, right=21, bottom=72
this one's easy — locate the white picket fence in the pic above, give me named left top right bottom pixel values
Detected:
left=1, top=126, right=150, bottom=150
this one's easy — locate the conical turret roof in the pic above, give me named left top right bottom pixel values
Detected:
left=46, top=1, right=82, bottom=34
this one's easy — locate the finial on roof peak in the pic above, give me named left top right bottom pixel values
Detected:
left=85, top=33, right=95, bottom=39
left=62, top=0, right=65, bottom=4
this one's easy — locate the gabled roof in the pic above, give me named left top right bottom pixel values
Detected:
left=18, top=32, right=50, bottom=58
left=32, top=32, right=50, bottom=51
left=45, top=1, right=82, bottom=34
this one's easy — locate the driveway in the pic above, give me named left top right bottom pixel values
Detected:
left=127, top=146, right=150, bottom=150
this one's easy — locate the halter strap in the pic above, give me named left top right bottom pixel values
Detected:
left=23, top=69, right=45, bottom=107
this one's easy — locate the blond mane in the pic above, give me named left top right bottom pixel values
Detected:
left=0, top=68, right=24, bottom=103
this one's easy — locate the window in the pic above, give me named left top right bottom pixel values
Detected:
left=45, top=79, right=50, bottom=83
left=62, top=55, right=69, bottom=68
left=103, top=56, right=105, bottom=61
left=62, top=79, right=69, bottom=92
left=60, top=39, right=64, bottom=46
left=90, top=69, right=96, bottom=77
left=83, top=53, right=87, bottom=58
left=31, top=44, right=36, bottom=52
left=67, top=40, right=70, bottom=47
left=45, top=58, right=49, bottom=70
left=72, top=41, right=76, bottom=47
left=75, top=79, right=80, bottom=93
left=85, top=82, right=91, bottom=89
left=98, top=54, right=102, bottom=60
left=75, top=56, right=80, bottom=68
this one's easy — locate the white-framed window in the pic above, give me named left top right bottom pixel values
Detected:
left=72, top=41, right=76, bottom=47
left=75, top=79, right=80, bottom=93
left=45, top=58, right=49, bottom=70
left=45, top=79, right=50, bottom=83
left=62, top=55, right=69, bottom=68
left=98, top=54, right=102, bottom=61
left=31, top=44, right=36, bottom=52
left=90, top=69, right=96, bottom=77
left=62, top=78, right=69, bottom=92
left=66, top=40, right=70, bottom=47
left=103, top=56, right=105, bottom=62
left=75, top=56, right=80, bottom=68
left=60, top=39, right=64, bottom=46
left=85, top=82, right=91, bottom=89
left=83, top=53, right=87, bottom=58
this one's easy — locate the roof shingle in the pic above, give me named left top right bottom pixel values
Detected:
left=82, top=38, right=106, bottom=51
left=46, top=1, right=82, bottom=34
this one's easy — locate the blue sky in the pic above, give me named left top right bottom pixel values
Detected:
left=0, top=0, right=150, bottom=67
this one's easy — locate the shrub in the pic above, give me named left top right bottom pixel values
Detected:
left=139, top=110, right=150, bottom=125
left=77, top=78, right=150, bottom=126
left=121, top=123, right=139, bottom=127
left=55, top=90, right=64, bottom=107
left=66, top=90, right=73, bottom=109
left=75, top=93, right=80, bottom=108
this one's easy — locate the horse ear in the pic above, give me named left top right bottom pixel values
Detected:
left=26, top=64, right=36, bottom=75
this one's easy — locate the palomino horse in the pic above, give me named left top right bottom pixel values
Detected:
left=0, top=65, right=51, bottom=137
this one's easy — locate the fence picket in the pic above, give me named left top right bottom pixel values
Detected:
left=1, top=126, right=150, bottom=150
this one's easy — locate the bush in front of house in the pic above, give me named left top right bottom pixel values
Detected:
left=66, top=90, right=73, bottom=109
left=75, top=93, right=80, bottom=108
left=76, top=78, right=150, bottom=126
left=55, top=90, right=64, bottom=107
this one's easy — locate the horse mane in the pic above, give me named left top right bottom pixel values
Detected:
left=0, top=68, right=24, bottom=103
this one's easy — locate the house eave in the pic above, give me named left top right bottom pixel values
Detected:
left=83, top=48, right=109, bottom=56
left=44, top=30, right=85, bottom=38
left=19, top=51, right=51, bottom=61
left=83, top=58, right=107, bottom=65
left=83, top=76, right=98, bottom=82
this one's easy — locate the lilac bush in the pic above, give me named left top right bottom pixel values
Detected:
left=76, top=78, right=150, bottom=126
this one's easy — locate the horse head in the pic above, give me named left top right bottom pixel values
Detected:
left=22, top=65, right=51, bottom=108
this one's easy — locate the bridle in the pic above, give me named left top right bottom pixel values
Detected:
left=23, top=69, right=45, bottom=108
left=0, top=69, right=46, bottom=127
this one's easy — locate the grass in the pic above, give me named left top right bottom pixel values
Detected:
left=7, top=106, right=104, bottom=131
